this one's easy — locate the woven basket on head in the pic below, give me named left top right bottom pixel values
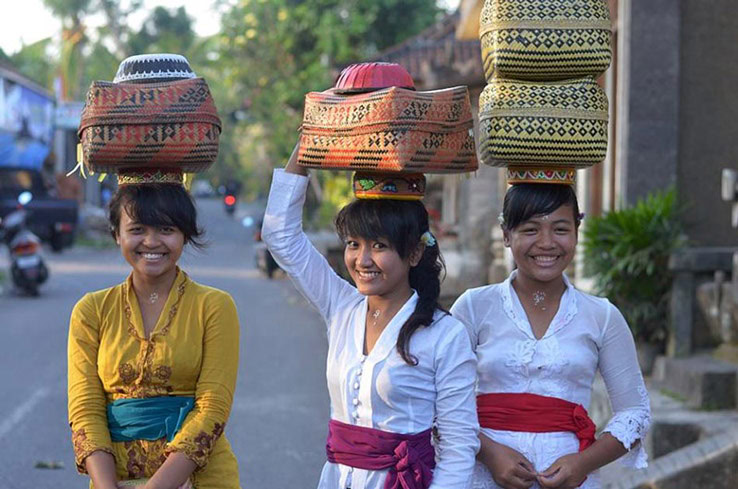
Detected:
left=78, top=77, right=221, bottom=175
left=298, top=85, right=478, bottom=174
left=480, top=0, right=612, bottom=82
left=478, top=77, right=608, bottom=168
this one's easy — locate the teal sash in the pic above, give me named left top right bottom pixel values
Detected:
left=107, top=396, right=195, bottom=442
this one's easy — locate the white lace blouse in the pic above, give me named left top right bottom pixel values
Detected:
left=262, top=169, right=480, bottom=489
left=450, top=271, right=651, bottom=489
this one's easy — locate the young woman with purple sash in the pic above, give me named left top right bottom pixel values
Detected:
left=261, top=142, right=480, bottom=489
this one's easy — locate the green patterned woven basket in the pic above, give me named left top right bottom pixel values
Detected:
left=480, top=0, right=612, bottom=81
left=478, top=77, right=609, bottom=168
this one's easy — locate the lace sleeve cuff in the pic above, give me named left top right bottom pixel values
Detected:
left=72, top=428, right=115, bottom=474
left=602, top=410, right=651, bottom=469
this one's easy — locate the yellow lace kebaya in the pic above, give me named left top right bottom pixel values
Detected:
left=67, top=269, right=241, bottom=487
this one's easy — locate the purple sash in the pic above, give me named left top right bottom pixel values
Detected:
left=326, top=419, right=435, bottom=489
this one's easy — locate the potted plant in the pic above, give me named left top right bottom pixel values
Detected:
left=582, top=188, right=687, bottom=374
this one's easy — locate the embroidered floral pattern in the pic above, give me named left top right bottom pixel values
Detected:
left=119, top=362, right=137, bottom=384
left=122, top=273, right=187, bottom=341
left=167, top=422, right=225, bottom=469
left=123, top=439, right=169, bottom=479
left=155, top=365, right=172, bottom=381
left=503, top=338, right=536, bottom=377
left=71, top=428, right=114, bottom=474
left=114, top=273, right=187, bottom=399
left=534, top=337, right=570, bottom=398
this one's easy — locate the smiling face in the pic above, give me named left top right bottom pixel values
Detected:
left=503, top=204, right=578, bottom=285
left=117, top=207, right=185, bottom=282
left=344, top=235, right=420, bottom=298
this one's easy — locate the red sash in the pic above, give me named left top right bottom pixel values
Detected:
left=326, top=419, right=435, bottom=489
left=477, top=393, right=596, bottom=451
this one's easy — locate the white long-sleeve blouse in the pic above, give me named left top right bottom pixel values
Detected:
left=262, top=169, right=479, bottom=489
left=450, top=271, right=651, bottom=489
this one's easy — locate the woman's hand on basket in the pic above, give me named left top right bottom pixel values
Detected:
left=284, top=141, right=307, bottom=176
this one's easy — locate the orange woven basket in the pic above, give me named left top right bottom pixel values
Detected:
left=78, top=78, right=221, bottom=174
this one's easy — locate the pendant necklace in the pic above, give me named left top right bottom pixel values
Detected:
left=371, top=309, right=381, bottom=327
left=532, top=290, right=547, bottom=311
left=149, top=292, right=159, bottom=304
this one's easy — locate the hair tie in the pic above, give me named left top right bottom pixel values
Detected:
left=497, top=212, right=505, bottom=226
left=420, top=231, right=436, bottom=247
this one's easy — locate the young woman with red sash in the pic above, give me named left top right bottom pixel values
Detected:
left=451, top=184, right=651, bottom=489
left=261, top=143, right=479, bottom=489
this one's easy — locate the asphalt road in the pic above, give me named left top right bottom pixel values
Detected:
left=0, top=197, right=330, bottom=489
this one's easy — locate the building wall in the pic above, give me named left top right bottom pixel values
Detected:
left=677, top=0, right=738, bottom=246
left=619, top=0, right=680, bottom=206
left=619, top=0, right=738, bottom=246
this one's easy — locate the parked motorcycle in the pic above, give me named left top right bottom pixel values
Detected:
left=0, top=192, right=49, bottom=296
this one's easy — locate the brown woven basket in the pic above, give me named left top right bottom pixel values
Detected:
left=298, top=86, right=478, bottom=174
left=78, top=78, right=221, bottom=174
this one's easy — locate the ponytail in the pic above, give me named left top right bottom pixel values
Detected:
left=396, top=239, right=446, bottom=365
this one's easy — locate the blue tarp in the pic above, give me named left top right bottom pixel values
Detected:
left=0, top=79, right=54, bottom=170
left=0, top=130, right=50, bottom=169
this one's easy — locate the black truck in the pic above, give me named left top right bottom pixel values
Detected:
left=0, top=167, right=78, bottom=251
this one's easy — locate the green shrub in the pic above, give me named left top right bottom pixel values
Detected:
left=582, top=188, right=687, bottom=347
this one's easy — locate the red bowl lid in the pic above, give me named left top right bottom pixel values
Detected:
left=334, top=62, right=415, bottom=93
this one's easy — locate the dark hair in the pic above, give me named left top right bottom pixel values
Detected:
left=502, top=183, right=581, bottom=231
left=335, top=199, right=445, bottom=366
left=108, top=184, right=205, bottom=247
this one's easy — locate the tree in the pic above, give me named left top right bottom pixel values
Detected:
left=128, top=6, right=196, bottom=55
left=6, top=39, right=55, bottom=88
left=214, top=0, right=444, bottom=202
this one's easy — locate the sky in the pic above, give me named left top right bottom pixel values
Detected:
left=0, top=0, right=461, bottom=55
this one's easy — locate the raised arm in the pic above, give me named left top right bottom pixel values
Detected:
left=428, top=319, right=480, bottom=489
left=261, top=143, right=358, bottom=324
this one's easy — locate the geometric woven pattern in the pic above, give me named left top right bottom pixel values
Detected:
left=478, top=77, right=608, bottom=167
left=353, top=172, right=426, bottom=200
left=506, top=166, right=577, bottom=185
left=480, top=0, right=612, bottom=81
left=78, top=78, right=221, bottom=174
left=117, top=170, right=184, bottom=186
left=298, top=86, right=478, bottom=174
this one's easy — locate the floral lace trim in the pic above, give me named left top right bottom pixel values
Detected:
left=602, top=408, right=651, bottom=469
left=71, top=428, right=115, bottom=474
left=166, top=422, right=225, bottom=470
left=123, top=271, right=188, bottom=341
left=499, top=273, right=579, bottom=340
